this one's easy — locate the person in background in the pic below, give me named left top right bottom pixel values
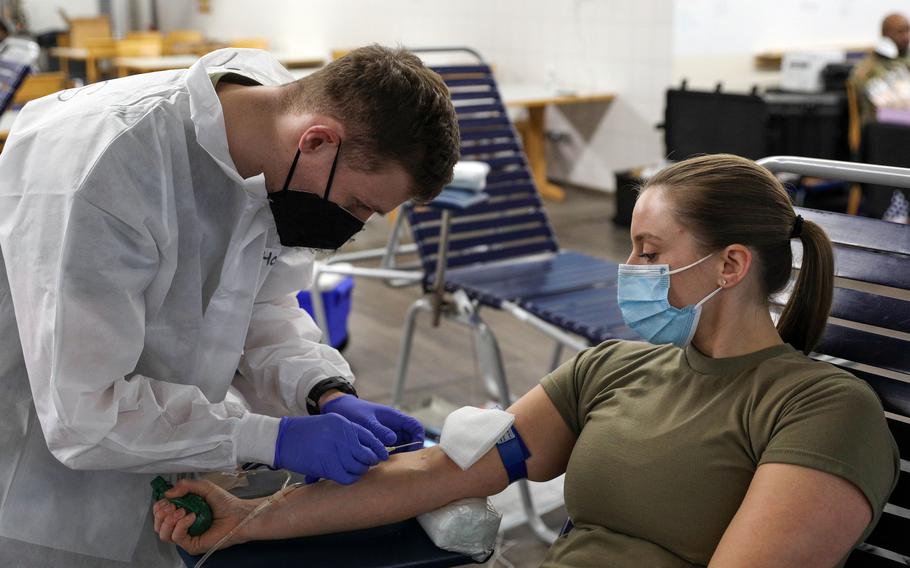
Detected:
left=155, top=154, right=898, bottom=568
left=849, top=12, right=910, bottom=223
left=0, top=45, right=459, bottom=567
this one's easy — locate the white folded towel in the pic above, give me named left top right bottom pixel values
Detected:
left=448, top=161, right=491, bottom=192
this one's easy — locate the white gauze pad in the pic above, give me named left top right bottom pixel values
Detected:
left=439, top=406, right=514, bottom=470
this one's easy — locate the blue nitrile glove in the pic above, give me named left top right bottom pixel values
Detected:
left=321, top=394, right=425, bottom=452
left=272, top=414, right=389, bottom=485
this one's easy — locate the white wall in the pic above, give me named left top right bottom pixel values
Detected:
left=675, top=0, right=910, bottom=57
left=155, top=0, right=675, bottom=191
left=23, top=0, right=99, bottom=34
left=673, top=0, right=910, bottom=91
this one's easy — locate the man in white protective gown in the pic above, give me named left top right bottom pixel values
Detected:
left=0, top=45, right=459, bottom=567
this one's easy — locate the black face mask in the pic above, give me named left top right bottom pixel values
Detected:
left=268, top=141, right=364, bottom=250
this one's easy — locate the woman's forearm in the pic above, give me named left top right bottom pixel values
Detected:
left=239, top=385, right=575, bottom=542
left=244, top=445, right=509, bottom=542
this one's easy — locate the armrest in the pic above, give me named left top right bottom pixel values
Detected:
left=428, top=187, right=490, bottom=211
left=426, top=188, right=490, bottom=326
left=177, top=517, right=483, bottom=568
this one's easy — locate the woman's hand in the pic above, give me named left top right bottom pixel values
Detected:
left=153, top=478, right=259, bottom=556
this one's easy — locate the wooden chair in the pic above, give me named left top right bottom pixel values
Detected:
left=845, top=81, right=863, bottom=215
left=116, top=38, right=164, bottom=57
left=229, top=38, right=268, bottom=50
left=164, top=30, right=205, bottom=55
left=12, top=72, right=66, bottom=106
left=115, top=37, right=164, bottom=77
left=83, top=37, right=117, bottom=83
left=67, top=16, right=111, bottom=48
left=758, top=156, right=910, bottom=567
left=125, top=30, right=163, bottom=42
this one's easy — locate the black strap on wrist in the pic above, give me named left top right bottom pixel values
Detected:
left=305, top=376, right=357, bottom=415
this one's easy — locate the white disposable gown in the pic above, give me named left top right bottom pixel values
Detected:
left=0, top=49, right=354, bottom=566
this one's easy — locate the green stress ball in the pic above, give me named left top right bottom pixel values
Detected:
left=151, top=476, right=213, bottom=537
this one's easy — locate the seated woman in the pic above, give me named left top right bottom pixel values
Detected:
left=154, top=154, right=899, bottom=567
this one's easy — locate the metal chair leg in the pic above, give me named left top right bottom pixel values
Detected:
left=549, top=341, right=564, bottom=372
left=463, top=307, right=558, bottom=544
left=517, top=479, right=559, bottom=543
left=392, top=297, right=432, bottom=407
left=380, top=210, right=409, bottom=270
left=309, top=268, right=330, bottom=341
left=395, top=292, right=559, bottom=543
left=469, top=315, right=514, bottom=405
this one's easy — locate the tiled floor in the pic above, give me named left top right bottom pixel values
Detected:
left=335, top=184, right=631, bottom=567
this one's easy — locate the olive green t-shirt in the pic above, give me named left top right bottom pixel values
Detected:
left=540, top=340, right=899, bottom=567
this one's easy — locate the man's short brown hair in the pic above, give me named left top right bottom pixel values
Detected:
left=281, top=45, right=459, bottom=202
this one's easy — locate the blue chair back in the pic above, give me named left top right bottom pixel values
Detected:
left=789, top=207, right=910, bottom=566
left=406, top=62, right=559, bottom=285
left=0, top=59, right=29, bottom=114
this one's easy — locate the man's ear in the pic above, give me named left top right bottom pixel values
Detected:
left=298, top=123, right=342, bottom=154
left=719, top=244, right=752, bottom=288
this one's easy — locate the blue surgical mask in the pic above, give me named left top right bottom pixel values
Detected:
left=617, top=253, right=723, bottom=348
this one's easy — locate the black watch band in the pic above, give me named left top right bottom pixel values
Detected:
left=305, top=376, right=357, bottom=415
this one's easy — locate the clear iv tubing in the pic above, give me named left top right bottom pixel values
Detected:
left=194, top=469, right=302, bottom=568
left=192, top=441, right=423, bottom=568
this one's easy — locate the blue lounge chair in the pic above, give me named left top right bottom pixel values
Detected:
left=758, top=157, right=910, bottom=567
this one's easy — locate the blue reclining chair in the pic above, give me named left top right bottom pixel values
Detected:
left=393, top=50, right=637, bottom=405
left=758, top=157, right=910, bottom=566
left=0, top=58, right=31, bottom=113
left=390, top=50, right=637, bottom=543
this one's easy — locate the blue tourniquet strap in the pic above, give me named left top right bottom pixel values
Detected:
left=495, top=425, right=531, bottom=483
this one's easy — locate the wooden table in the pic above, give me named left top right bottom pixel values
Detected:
left=114, top=54, right=196, bottom=76
left=500, top=85, right=615, bottom=201
left=115, top=52, right=324, bottom=76
left=49, top=46, right=96, bottom=83
left=51, top=47, right=324, bottom=82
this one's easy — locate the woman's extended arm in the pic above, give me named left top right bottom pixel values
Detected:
left=155, top=385, right=575, bottom=553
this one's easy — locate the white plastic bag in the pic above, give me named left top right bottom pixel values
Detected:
left=417, top=497, right=502, bottom=561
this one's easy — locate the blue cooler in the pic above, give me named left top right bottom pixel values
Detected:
left=296, top=274, right=354, bottom=349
